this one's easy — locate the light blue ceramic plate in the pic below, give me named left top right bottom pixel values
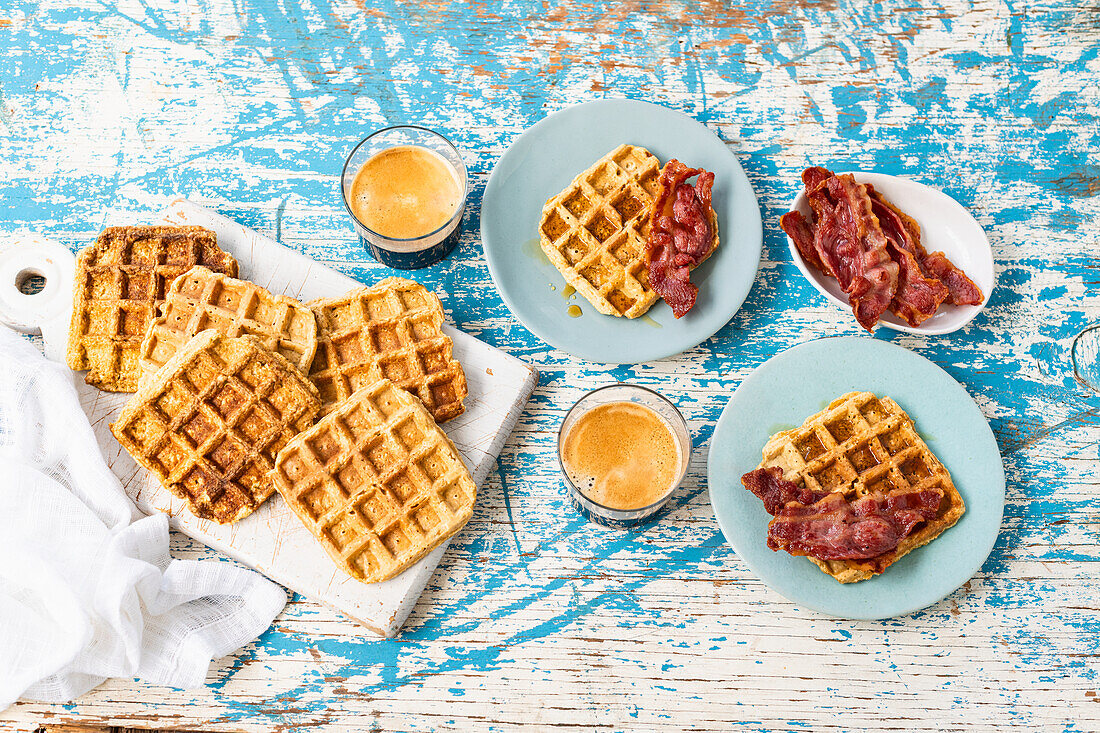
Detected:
left=481, top=99, right=763, bottom=363
left=708, top=336, right=1005, bottom=620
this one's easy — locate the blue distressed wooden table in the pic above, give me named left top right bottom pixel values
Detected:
left=1, top=1, right=1097, bottom=731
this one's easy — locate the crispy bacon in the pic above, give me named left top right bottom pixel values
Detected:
left=885, top=242, right=948, bottom=326
left=646, top=159, right=716, bottom=318
left=779, top=211, right=821, bottom=271
left=802, top=166, right=832, bottom=191
left=783, top=172, right=900, bottom=330
left=871, top=196, right=949, bottom=326
left=825, top=175, right=899, bottom=330
left=800, top=166, right=856, bottom=288
left=783, top=167, right=983, bottom=329
left=741, top=467, right=829, bottom=515
left=867, top=185, right=983, bottom=309
left=766, top=486, right=943, bottom=562
left=921, top=251, right=983, bottom=306
left=803, top=186, right=852, bottom=287
left=740, top=466, right=943, bottom=562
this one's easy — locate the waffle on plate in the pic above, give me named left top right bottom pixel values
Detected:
left=66, top=226, right=238, bottom=392
left=742, top=391, right=965, bottom=583
left=539, top=144, right=663, bottom=318
left=270, top=378, right=477, bottom=583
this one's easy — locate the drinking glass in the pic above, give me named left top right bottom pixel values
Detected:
left=340, top=125, right=468, bottom=269
left=557, top=383, right=692, bottom=528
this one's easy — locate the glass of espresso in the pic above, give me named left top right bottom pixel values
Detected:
left=341, top=126, right=468, bottom=269
left=558, top=384, right=691, bottom=528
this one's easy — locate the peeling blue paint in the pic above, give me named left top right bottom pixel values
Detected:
left=0, top=0, right=1096, bottom=729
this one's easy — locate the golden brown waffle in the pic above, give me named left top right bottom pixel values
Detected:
left=271, top=378, right=477, bottom=583
left=309, top=277, right=467, bottom=422
left=111, top=331, right=321, bottom=524
left=539, top=144, right=662, bottom=318
left=66, top=226, right=238, bottom=392
left=756, top=391, right=965, bottom=583
left=139, top=266, right=318, bottom=381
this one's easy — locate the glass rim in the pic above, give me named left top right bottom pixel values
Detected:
left=556, top=382, right=691, bottom=515
left=340, top=124, right=469, bottom=244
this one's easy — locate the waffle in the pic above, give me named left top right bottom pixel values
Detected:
left=539, top=144, right=662, bottom=318
left=755, top=391, right=965, bottom=583
left=139, top=266, right=318, bottom=381
left=309, top=277, right=467, bottom=422
left=111, top=331, right=321, bottom=524
left=66, top=226, right=238, bottom=392
left=270, top=378, right=477, bottom=583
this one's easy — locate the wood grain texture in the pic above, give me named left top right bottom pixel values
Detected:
left=1, top=0, right=1097, bottom=730
left=35, top=727, right=212, bottom=733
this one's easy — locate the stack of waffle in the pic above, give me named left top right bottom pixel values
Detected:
left=66, top=224, right=473, bottom=584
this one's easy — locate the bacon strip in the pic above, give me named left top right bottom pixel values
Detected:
left=871, top=197, right=949, bottom=326
left=646, top=160, right=716, bottom=318
left=802, top=166, right=832, bottom=191
left=867, top=185, right=983, bottom=308
left=782, top=171, right=900, bottom=330
left=766, top=487, right=942, bottom=561
left=741, top=467, right=829, bottom=515
left=779, top=211, right=821, bottom=271
left=921, top=251, right=983, bottom=306
left=824, top=175, right=899, bottom=331
left=803, top=185, right=851, bottom=287
left=800, top=166, right=852, bottom=285
left=740, top=466, right=943, bottom=563
left=781, top=167, right=983, bottom=329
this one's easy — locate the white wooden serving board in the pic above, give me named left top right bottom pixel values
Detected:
left=10, top=198, right=539, bottom=637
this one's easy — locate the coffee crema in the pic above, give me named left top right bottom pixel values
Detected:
left=561, top=401, right=681, bottom=511
left=349, top=145, right=461, bottom=240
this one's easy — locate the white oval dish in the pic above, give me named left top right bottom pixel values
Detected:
left=785, top=172, right=994, bottom=335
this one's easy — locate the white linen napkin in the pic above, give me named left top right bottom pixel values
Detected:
left=0, top=326, right=287, bottom=709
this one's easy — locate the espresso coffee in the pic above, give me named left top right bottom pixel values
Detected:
left=349, top=145, right=461, bottom=240
left=561, top=401, right=681, bottom=510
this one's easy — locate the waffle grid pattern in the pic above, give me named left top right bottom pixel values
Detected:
left=112, top=331, right=321, bottom=524
left=271, top=379, right=476, bottom=583
left=538, top=144, right=662, bottom=318
left=140, top=265, right=318, bottom=380
left=309, top=277, right=467, bottom=422
left=759, top=391, right=965, bottom=582
left=66, top=226, right=238, bottom=392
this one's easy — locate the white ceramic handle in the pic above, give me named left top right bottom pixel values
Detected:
left=0, top=233, right=76, bottom=362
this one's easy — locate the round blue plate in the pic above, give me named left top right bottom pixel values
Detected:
left=708, top=337, right=1005, bottom=619
left=481, top=99, right=763, bottom=363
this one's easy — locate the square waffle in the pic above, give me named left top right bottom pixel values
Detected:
left=66, top=226, right=238, bottom=392
left=270, top=378, right=477, bottom=583
left=139, top=265, right=318, bottom=381
left=111, top=331, right=321, bottom=524
left=756, top=391, right=965, bottom=583
left=309, top=277, right=467, bottom=422
left=539, top=144, right=661, bottom=318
